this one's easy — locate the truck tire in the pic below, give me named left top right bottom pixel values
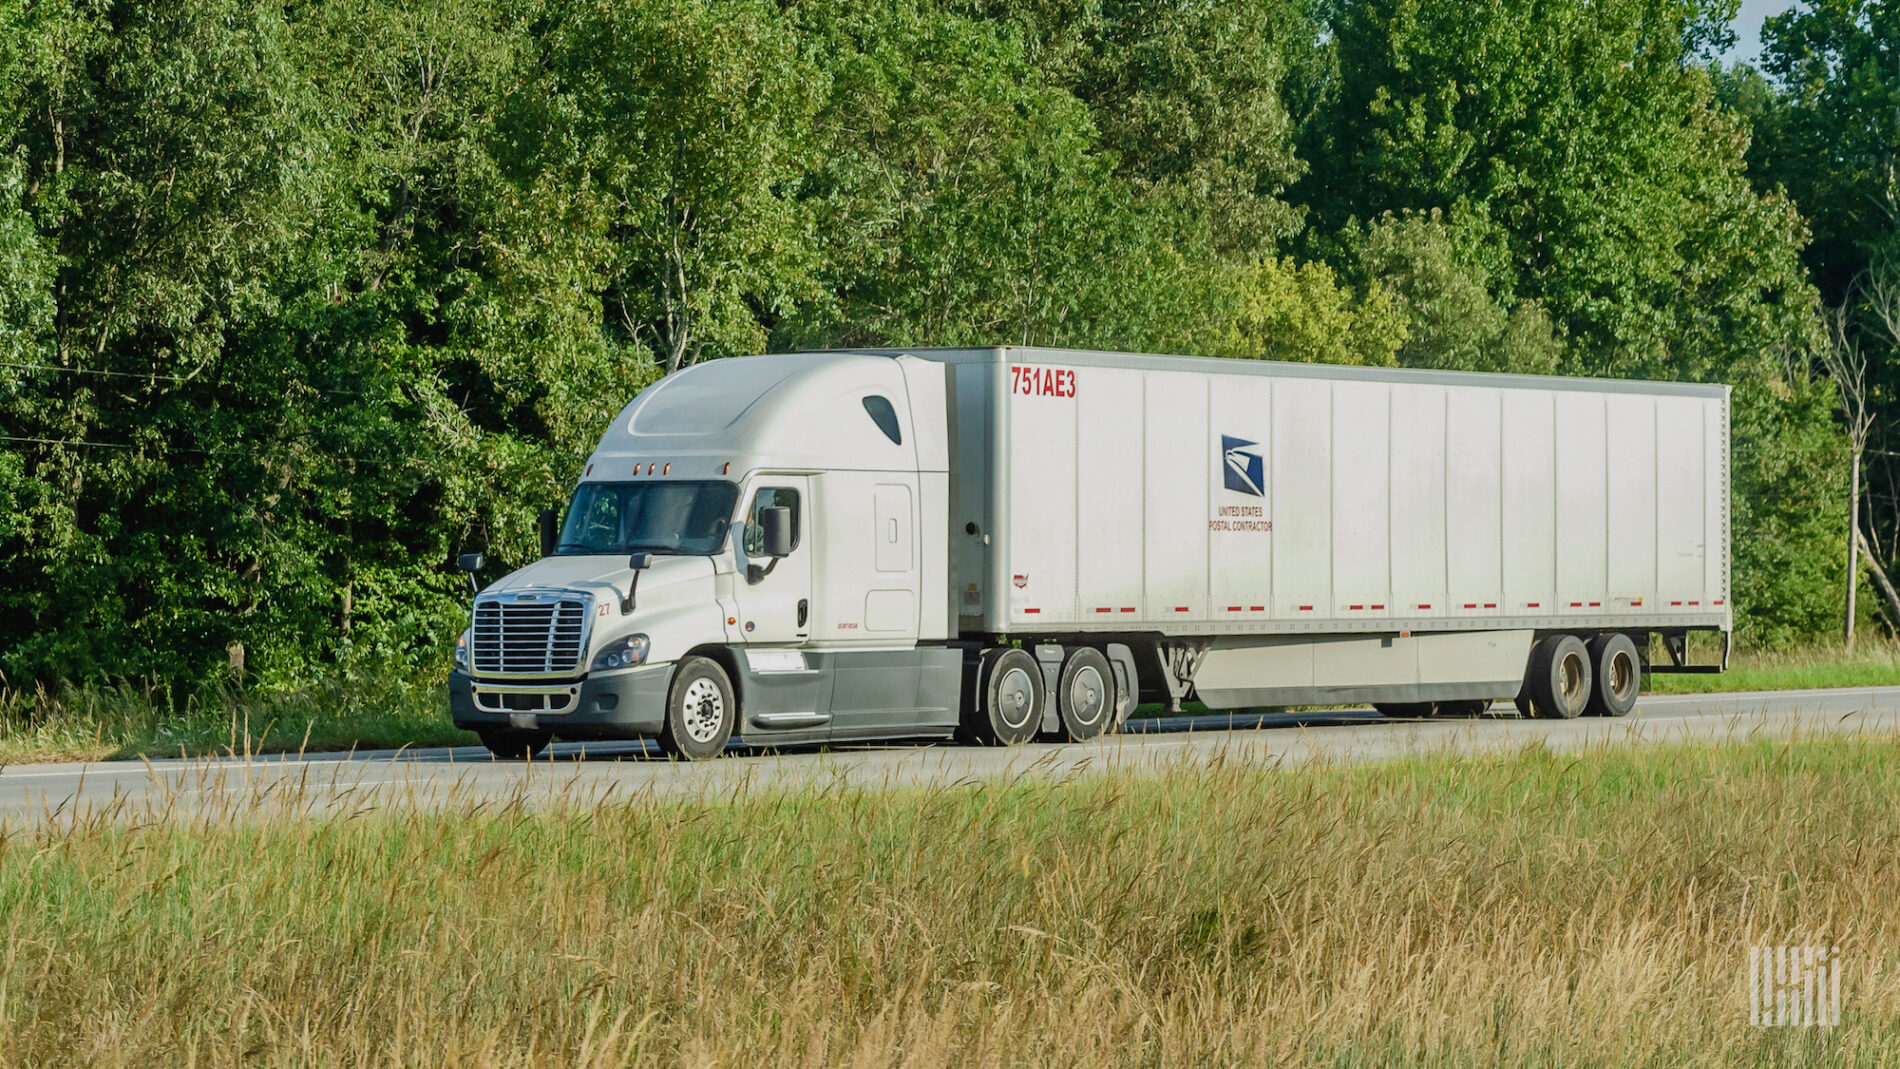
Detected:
left=1527, top=634, right=1592, bottom=719
left=477, top=727, right=551, bottom=760
left=1056, top=647, right=1115, bottom=742
left=1586, top=633, right=1641, bottom=717
left=963, top=647, right=1043, bottom=746
left=658, top=656, right=736, bottom=760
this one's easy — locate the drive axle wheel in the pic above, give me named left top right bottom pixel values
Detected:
left=659, top=656, right=735, bottom=760
left=961, top=647, right=1043, bottom=746
left=477, top=727, right=552, bottom=760
left=1585, top=633, right=1642, bottom=717
left=1056, top=647, right=1114, bottom=742
left=1527, top=634, right=1593, bottom=719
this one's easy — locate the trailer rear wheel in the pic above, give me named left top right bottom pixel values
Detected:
left=476, top=727, right=551, bottom=760
left=1056, top=647, right=1114, bottom=742
left=964, top=648, right=1044, bottom=746
left=657, top=656, right=735, bottom=760
left=1585, top=633, right=1641, bottom=717
left=1527, top=634, right=1592, bottom=719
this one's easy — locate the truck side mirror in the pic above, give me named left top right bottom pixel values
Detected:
left=621, top=553, right=652, bottom=614
left=456, top=553, right=484, bottom=595
left=538, top=508, right=558, bottom=559
left=759, top=507, right=794, bottom=558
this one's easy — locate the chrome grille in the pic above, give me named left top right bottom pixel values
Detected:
left=471, top=595, right=589, bottom=675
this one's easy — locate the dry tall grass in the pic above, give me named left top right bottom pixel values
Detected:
left=2, top=738, right=1897, bottom=1066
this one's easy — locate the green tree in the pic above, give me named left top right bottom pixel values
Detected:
left=1340, top=210, right=1563, bottom=374
left=533, top=0, right=822, bottom=373
left=1305, top=0, right=1835, bottom=643
left=1752, top=0, right=1900, bottom=300
left=780, top=0, right=1228, bottom=352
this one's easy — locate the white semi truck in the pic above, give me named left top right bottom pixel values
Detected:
left=449, top=347, right=1730, bottom=759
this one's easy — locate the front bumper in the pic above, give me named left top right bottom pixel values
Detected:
left=449, top=663, right=672, bottom=738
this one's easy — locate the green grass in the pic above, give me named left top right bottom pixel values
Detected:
left=0, top=673, right=475, bottom=764
left=1646, top=638, right=1900, bottom=693
left=2, top=737, right=1898, bottom=1066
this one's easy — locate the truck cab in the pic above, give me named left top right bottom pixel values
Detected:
left=448, top=351, right=965, bottom=758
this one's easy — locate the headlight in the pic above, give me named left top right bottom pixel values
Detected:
left=454, top=629, right=470, bottom=669
left=591, top=633, right=651, bottom=671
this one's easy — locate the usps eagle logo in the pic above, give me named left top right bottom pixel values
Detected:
left=1221, top=435, right=1264, bottom=496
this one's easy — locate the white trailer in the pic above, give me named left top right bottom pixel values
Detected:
left=449, top=347, right=1729, bottom=759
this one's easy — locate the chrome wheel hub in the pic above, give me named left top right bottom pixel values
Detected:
left=681, top=678, right=725, bottom=743
left=997, top=666, right=1035, bottom=728
left=1068, top=666, right=1105, bottom=726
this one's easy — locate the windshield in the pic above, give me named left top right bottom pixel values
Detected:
left=556, top=481, right=739, bottom=556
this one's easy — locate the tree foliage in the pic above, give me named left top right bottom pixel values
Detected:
left=0, top=0, right=1861, bottom=688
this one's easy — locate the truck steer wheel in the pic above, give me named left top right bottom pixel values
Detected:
left=965, top=647, right=1043, bottom=746
left=1585, top=633, right=1641, bottom=717
left=1056, top=647, right=1114, bottom=742
left=659, top=656, right=735, bottom=760
left=1528, top=634, right=1592, bottom=719
left=477, top=728, right=552, bottom=760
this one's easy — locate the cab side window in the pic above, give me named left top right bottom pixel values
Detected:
left=743, top=487, right=801, bottom=555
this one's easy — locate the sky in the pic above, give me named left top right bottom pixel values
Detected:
left=1729, top=0, right=1800, bottom=64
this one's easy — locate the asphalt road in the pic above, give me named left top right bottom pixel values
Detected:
left=2, top=686, right=1897, bottom=822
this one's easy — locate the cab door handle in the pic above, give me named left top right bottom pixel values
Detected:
left=797, top=599, right=808, bottom=627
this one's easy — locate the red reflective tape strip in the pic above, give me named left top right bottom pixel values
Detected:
left=1022, top=608, right=1040, bottom=614
left=1349, top=605, right=1364, bottom=611
left=1689, top=600, right=1700, bottom=606
left=1633, top=599, right=1644, bottom=606
left=1714, top=599, right=1724, bottom=606
left=1095, top=607, right=1112, bottom=613
left=1589, top=602, right=1601, bottom=607
left=1120, top=607, right=1136, bottom=613
left=1371, top=604, right=1385, bottom=610
left=1569, top=602, right=1583, bottom=608
left=1527, top=602, right=1541, bottom=608
left=1299, top=605, right=1314, bottom=611
left=1671, top=601, right=1683, bottom=606
left=1484, top=603, right=1497, bottom=609
left=1250, top=605, right=1265, bottom=612
left=1175, top=606, right=1190, bottom=613
left=1227, top=606, right=1243, bottom=612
